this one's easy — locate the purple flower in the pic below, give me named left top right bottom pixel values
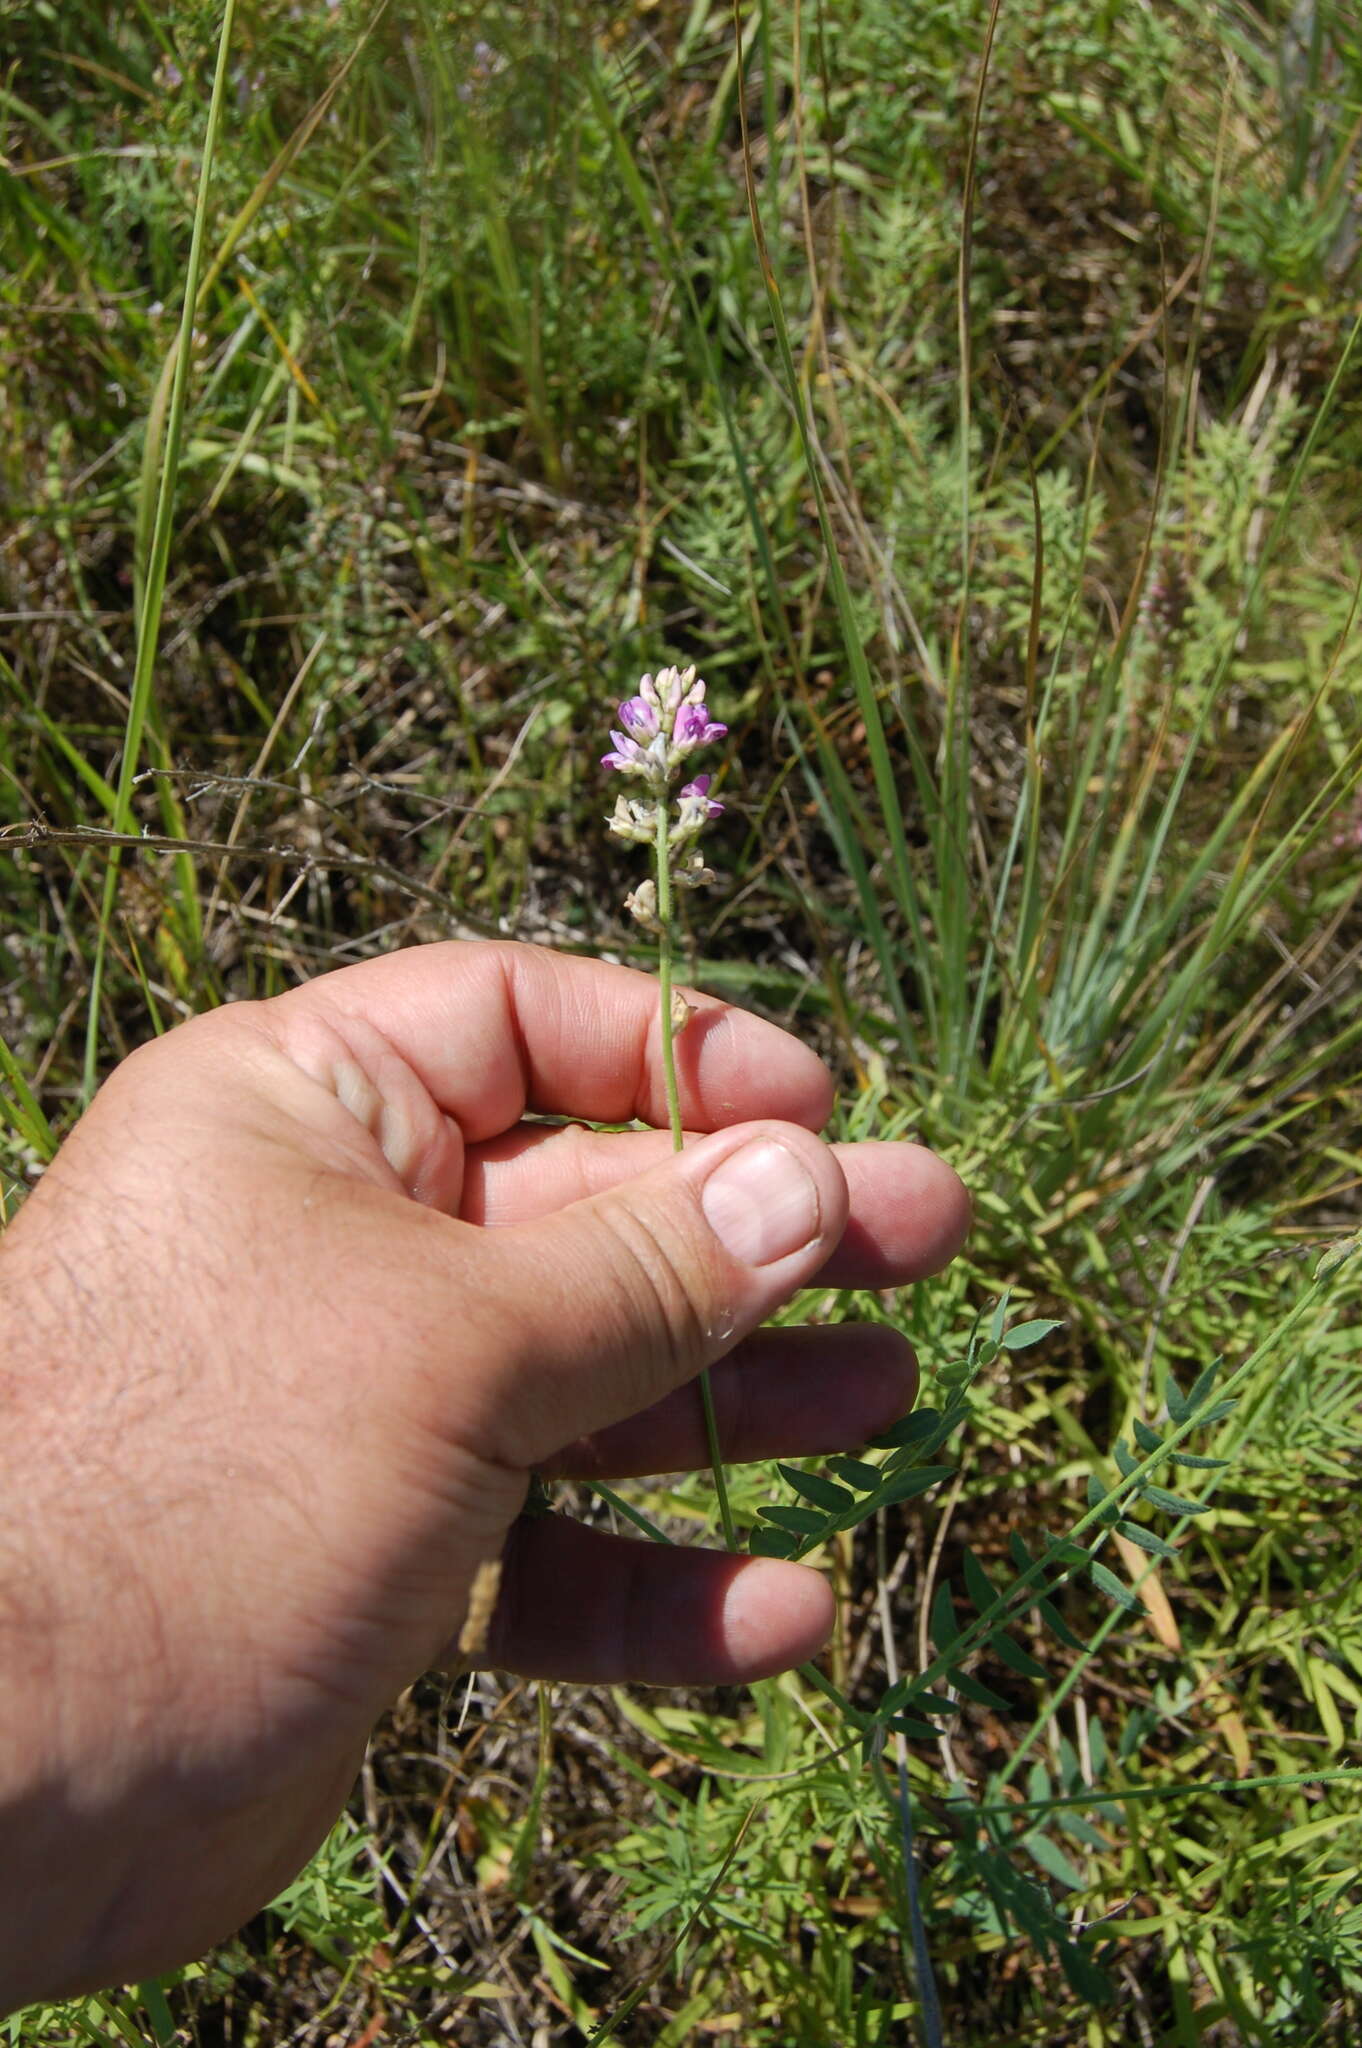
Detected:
left=602, top=724, right=669, bottom=780
left=616, top=695, right=659, bottom=741
left=602, top=663, right=724, bottom=798
left=602, top=730, right=644, bottom=772
left=674, top=701, right=727, bottom=748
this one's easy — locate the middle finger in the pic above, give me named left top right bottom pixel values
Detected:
left=540, top=1322, right=918, bottom=1480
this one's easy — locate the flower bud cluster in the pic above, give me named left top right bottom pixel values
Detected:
left=602, top=667, right=726, bottom=922
left=602, top=666, right=727, bottom=790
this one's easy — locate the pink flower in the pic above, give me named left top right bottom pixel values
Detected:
left=602, top=663, right=724, bottom=792
left=674, top=701, right=727, bottom=748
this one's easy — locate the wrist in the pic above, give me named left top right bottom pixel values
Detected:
left=0, top=1235, right=159, bottom=2010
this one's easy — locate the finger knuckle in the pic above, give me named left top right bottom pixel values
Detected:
left=598, top=1195, right=716, bottom=1383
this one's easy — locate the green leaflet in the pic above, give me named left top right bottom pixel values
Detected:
left=1055, top=1810, right=1110, bottom=1851
left=1139, top=1482, right=1210, bottom=1517
left=1086, top=1473, right=1123, bottom=1523
left=869, top=1407, right=945, bottom=1452
left=1006, top=1531, right=1089, bottom=1651
left=961, top=1546, right=998, bottom=1614
left=756, top=1452, right=957, bottom=1564
left=829, top=1455, right=884, bottom=1490
left=759, top=1504, right=827, bottom=1537
left=1042, top=1532, right=1093, bottom=1569
left=1166, top=1356, right=1228, bottom=1425
left=930, top=1582, right=960, bottom=1655
left=889, top=1716, right=946, bottom=1743
left=1113, top=1520, right=1179, bottom=1561
left=990, top=1630, right=1048, bottom=1682
left=775, top=1464, right=856, bottom=1514
left=947, top=1668, right=1013, bottom=1714
left=1088, top=1561, right=1143, bottom=1615
left=1000, top=1318, right=1066, bottom=1351
left=1037, top=1597, right=1088, bottom=1654
left=901, top=1690, right=958, bottom=1722
left=873, top=1465, right=956, bottom=1508
left=1023, top=1830, right=1086, bottom=1891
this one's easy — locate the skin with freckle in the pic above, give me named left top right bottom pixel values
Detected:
left=0, top=941, right=969, bottom=2010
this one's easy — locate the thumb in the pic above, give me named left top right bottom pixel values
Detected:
left=464, top=1121, right=850, bottom=1469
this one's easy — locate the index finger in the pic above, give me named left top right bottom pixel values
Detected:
left=271, top=940, right=835, bottom=1143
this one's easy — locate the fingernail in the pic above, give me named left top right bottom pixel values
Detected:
left=701, top=1140, right=822, bottom=1267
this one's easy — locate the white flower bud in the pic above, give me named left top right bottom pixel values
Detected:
left=624, top=878, right=662, bottom=931
left=606, top=793, right=661, bottom=844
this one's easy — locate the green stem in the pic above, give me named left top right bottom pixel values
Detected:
left=655, top=800, right=737, bottom=1553
left=798, top=1659, right=861, bottom=1724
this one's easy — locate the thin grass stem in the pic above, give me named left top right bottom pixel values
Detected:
left=81, top=0, right=241, bottom=1101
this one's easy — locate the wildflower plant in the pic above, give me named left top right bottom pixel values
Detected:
left=603, top=663, right=734, bottom=1546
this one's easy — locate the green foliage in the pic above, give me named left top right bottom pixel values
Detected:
left=752, top=1298, right=1062, bottom=1560
left=3, top=0, right=1362, bottom=2041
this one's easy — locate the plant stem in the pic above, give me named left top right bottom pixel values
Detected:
left=654, top=801, right=737, bottom=1553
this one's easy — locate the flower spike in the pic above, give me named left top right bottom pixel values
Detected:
left=603, top=663, right=726, bottom=907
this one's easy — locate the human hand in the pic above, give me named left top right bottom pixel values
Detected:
left=0, top=941, right=969, bottom=2005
